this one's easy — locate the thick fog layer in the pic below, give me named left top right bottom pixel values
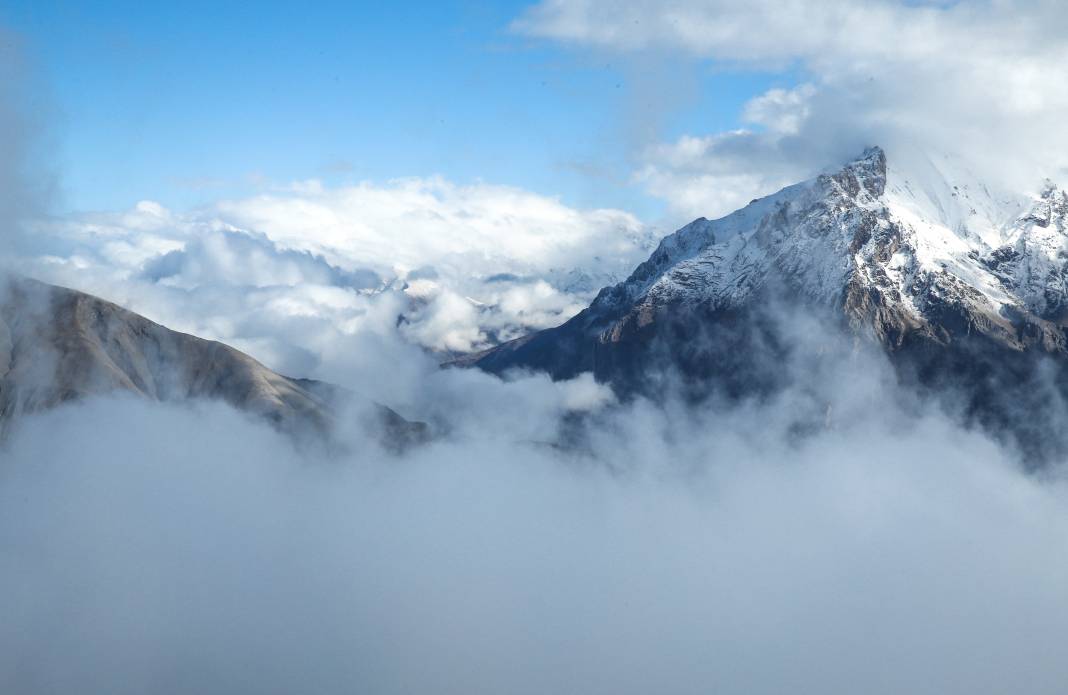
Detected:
left=4, top=333, right=1068, bottom=695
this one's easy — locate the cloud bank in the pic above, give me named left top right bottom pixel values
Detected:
left=4, top=337, right=1068, bottom=694
left=17, top=178, right=656, bottom=362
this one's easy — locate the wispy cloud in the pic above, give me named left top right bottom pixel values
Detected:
left=516, top=0, right=1068, bottom=219
left=0, top=29, right=57, bottom=262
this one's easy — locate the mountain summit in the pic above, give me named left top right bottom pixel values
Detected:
left=462, top=147, right=1068, bottom=462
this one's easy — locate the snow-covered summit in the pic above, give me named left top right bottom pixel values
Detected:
left=573, top=145, right=1068, bottom=346
left=466, top=145, right=1068, bottom=380
left=458, top=146, right=1068, bottom=462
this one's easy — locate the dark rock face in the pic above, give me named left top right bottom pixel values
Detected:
left=462, top=147, right=1068, bottom=464
left=0, top=277, right=427, bottom=449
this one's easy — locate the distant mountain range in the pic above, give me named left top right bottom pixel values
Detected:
left=462, top=147, right=1068, bottom=463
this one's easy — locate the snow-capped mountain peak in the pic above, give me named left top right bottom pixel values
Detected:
left=467, top=145, right=1068, bottom=377
left=454, top=146, right=1068, bottom=461
left=574, top=145, right=1068, bottom=335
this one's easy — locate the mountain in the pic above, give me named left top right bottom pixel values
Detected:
left=0, top=276, right=427, bottom=448
left=462, top=147, right=1068, bottom=462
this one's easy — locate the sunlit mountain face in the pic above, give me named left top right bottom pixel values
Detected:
left=5, top=3, right=1068, bottom=695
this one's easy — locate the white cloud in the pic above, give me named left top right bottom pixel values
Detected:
left=742, top=83, right=815, bottom=135
left=212, top=176, right=650, bottom=280
left=514, top=0, right=1058, bottom=69
left=633, top=131, right=808, bottom=220
left=400, top=289, right=485, bottom=354
left=517, top=0, right=1068, bottom=219
left=14, top=176, right=658, bottom=368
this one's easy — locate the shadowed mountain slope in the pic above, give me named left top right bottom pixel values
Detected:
left=0, top=276, right=426, bottom=448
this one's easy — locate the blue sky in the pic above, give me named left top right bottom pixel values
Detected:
left=1, top=0, right=787, bottom=216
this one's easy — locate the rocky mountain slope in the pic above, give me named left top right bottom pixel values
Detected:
left=0, top=276, right=425, bottom=448
left=463, top=147, right=1068, bottom=462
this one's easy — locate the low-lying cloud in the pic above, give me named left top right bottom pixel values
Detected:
left=4, top=336, right=1068, bottom=694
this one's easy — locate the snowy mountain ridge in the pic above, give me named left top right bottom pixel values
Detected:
left=461, top=146, right=1068, bottom=461
left=573, top=145, right=1068, bottom=351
